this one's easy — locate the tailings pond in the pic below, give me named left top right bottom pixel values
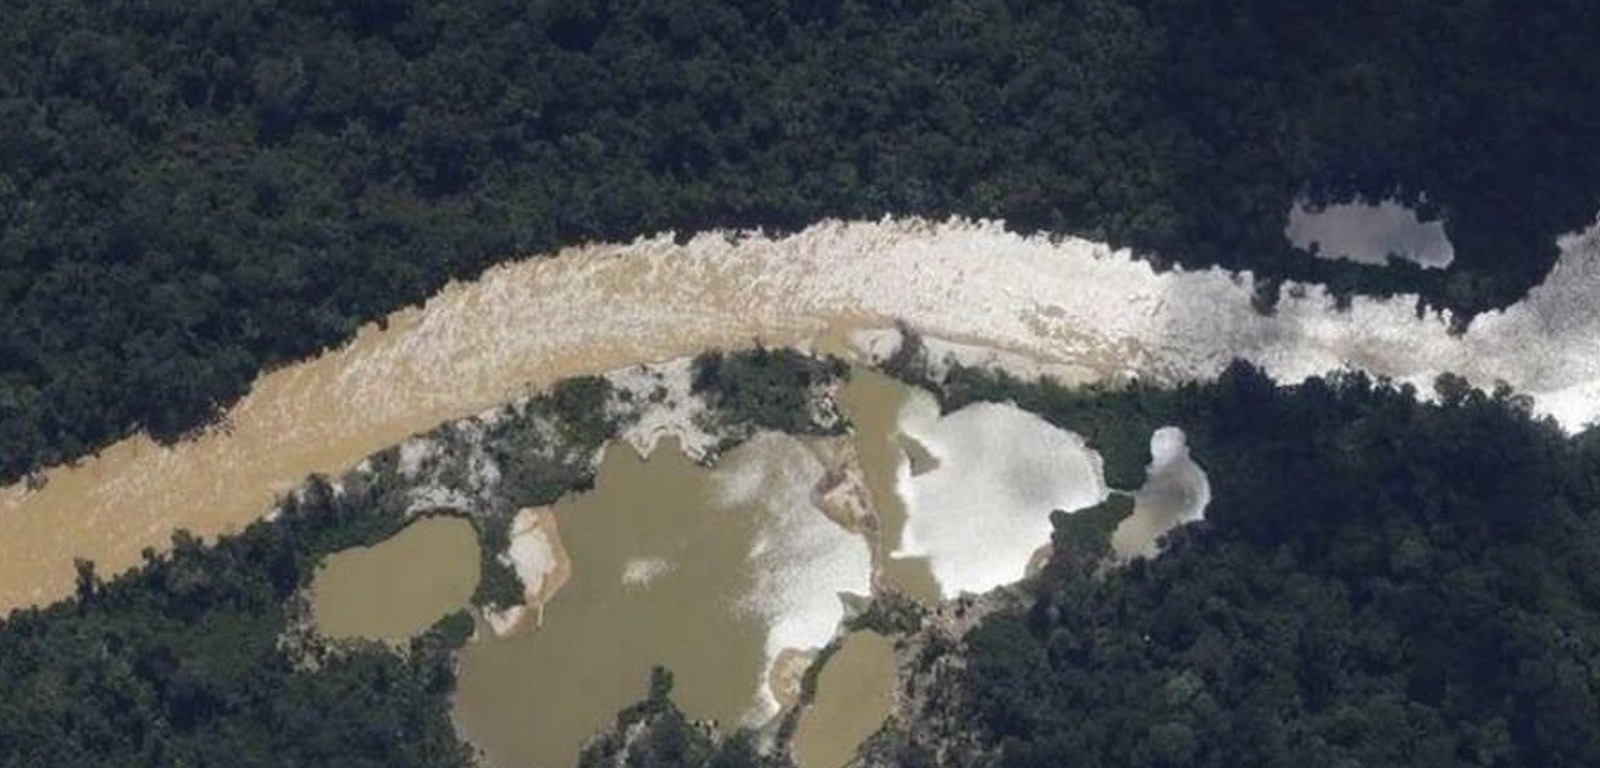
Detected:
left=451, top=434, right=872, bottom=768
left=267, top=368, right=1159, bottom=768
left=311, top=515, right=480, bottom=642
left=791, top=632, right=898, bottom=768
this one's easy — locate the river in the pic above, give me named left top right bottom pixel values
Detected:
left=6, top=215, right=1600, bottom=613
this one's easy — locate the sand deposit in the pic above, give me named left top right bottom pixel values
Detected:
left=483, top=507, right=571, bottom=636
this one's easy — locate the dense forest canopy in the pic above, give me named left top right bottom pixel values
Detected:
left=904, top=362, right=1600, bottom=767
left=4, top=0, right=1599, bottom=482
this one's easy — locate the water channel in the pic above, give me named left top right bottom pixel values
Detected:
left=834, top=368, right=942, bottom=603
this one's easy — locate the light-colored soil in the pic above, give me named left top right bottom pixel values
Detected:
left=483, top=507, right=572, bottom=636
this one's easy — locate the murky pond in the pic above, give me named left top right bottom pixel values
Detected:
left=834, top=368, right=1114, bottom=601
left=311, top=515, right=480, bottom=642
left=1286, top=198, right=1454, bottom=268
left=453, top=441, right=766, bottom=768
left=453, top=436, right=872, bottom=768
left=791, top=632, right=898, bottom=768
left=836, top=369, right=942, bottom=603
left=1111, top=427, right=1212, bottom=560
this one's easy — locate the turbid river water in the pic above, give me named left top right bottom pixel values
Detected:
left=7, top=215, right=1600, bottom=614
left=311, top=515, right=480, bottom=641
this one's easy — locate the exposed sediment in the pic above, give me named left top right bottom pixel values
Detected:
left=807, top=438, right=879, bottom=536
left=483, top=507, right=571, bottom=636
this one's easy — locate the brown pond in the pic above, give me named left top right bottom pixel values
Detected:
left=451, top=440, right=771, bottom=768
left=791, top=632, right=898, bottom=768
left=310, top=515, right=481, bottom=642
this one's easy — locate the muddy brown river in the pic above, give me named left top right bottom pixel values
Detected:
left=7, top=216, right=1598, bottom=615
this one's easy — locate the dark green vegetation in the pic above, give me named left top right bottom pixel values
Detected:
left=847, top=592, right=928, bottom=637
left=5, top=0, right=1598, bottom=482
left=920, top=362, right=1600, bottom=767
left=0, top=507, right=476, bottom=767
left=579, top=668, right=788, bottom=768
left=693, top=347, right=848, bottom=438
